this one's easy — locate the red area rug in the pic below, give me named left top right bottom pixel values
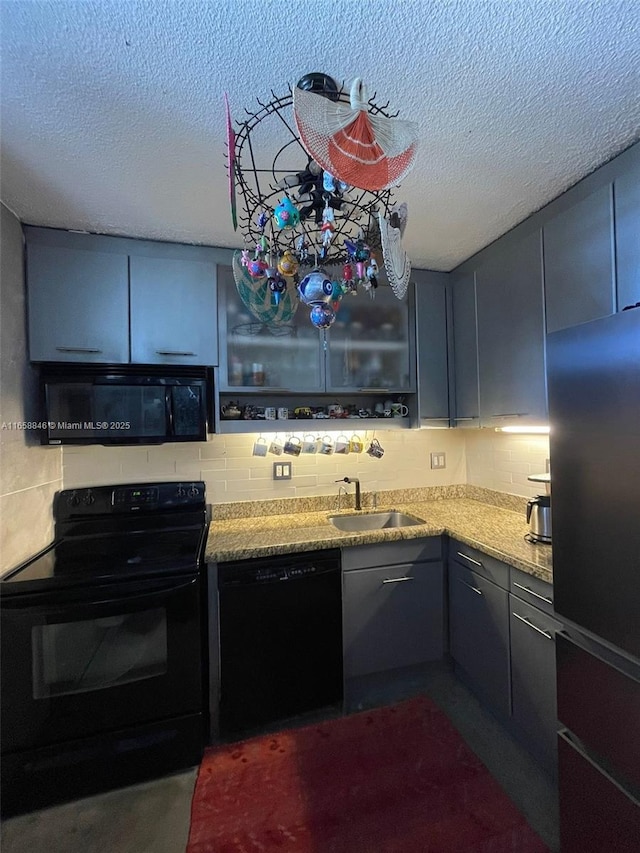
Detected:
left=187, top=696, right=548, bottom=852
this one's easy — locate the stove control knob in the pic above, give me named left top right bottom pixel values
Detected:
left=187, top=485, right=199, bottom=497
left=67, top=491, right=80, bottom=507
left=83, top=490, right=95, bottom=506
left=176, top=485, right=186, bottom=498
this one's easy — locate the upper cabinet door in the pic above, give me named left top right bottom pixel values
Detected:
left=27, top=240, right=129, bottom=363
left=476, top=230, right=547, bottom=426
left=543, top=186, right=616, bottom=333
left=326, top=281, right=415, bottom=393
left=217, top=264, right=323, bottom=392
left=414, top=271, right=449, bottom=424
left=614, top=165, right=640, bottom=310
left=129, top=254, right=218, bottom=365
left=451, top=271, right=479, bottom=426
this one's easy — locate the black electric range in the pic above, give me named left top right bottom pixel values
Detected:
left=0, top=481, right=210, bottom=817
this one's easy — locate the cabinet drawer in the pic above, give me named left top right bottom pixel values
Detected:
left=343, top=561, right=444, bottom=679
left=509, top=566, right=554, bottom=615
left=448, top=539, right=509, bottom=588
left=342, top=538, right=441, bottom=571
left=448, top=562, right=510, bottom=718
left=509, top=596, right=562, bottom=774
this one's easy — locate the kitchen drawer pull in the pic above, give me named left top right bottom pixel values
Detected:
left=513, top=611, right=553, bottom=640
left=156, top=350, right=196, bottom=356
left=513, top=581, right=553, bottom=605
left=454, top=417, right=478, bottom=421
left=491, top=412, right=528, bottom=419
left=382, top=576, right=414, bottom=584
left=457, top=577, right=483, bottom=595
left=56, top=346, right=103, bottom=353
left=456, top=551, right=483, bottom=568
left=358, top=388, right=391, bottom=392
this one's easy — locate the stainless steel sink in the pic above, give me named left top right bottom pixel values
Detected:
left=328, top=510, right=425, bottom=532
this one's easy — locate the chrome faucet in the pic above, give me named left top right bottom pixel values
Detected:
left=335, top=477, right=361, bottom=510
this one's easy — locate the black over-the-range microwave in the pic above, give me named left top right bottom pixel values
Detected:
left=39, top=365, right=213, bottom=445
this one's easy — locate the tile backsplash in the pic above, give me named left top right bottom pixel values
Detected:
left=464, top=430, right=550, bottom=498
left=0, top=204, right=62, bottom=572
left=62, top=427, right=549, bottom=503
left=62, top=428, right=467, bottom=502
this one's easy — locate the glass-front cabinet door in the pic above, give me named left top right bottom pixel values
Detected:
left=218, top=265, right=323, bottom=392
left=326, top=282, right=415, bottom=392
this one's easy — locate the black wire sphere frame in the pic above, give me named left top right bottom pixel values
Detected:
left=229, top=78, right=400, bottom=269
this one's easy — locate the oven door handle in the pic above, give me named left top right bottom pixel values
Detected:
left=91, top=576, right=198, bottom=607
left=0, top=576, right=198, bottom=614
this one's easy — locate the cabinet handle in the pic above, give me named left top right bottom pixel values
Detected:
left=513, top=581, right=553, bottom=605
left=490, top=412, right=528, bottom=419
left=456, top=551, right=483, bottom=568
left=512, top=611, right=553, bottom=640
left=382, top=576, right=414, bottom=584
left=239, top=387, right=290, bottom=393
left=56, top=346, right=103, bottom=354
left=156, top=350, right=196, bottom=356
left=454, top=417, right=478, bottom=421
left=358, top=388, right=391, bottom=392
left=457, top=577, right=483, bottom=595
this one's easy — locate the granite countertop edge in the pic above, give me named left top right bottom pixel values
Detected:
left=205, top=497, right=553, bottom=584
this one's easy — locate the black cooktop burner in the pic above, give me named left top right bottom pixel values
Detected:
left=2, top=527, right=205, bottom=591
left=1, top=482, right=209, bottom=594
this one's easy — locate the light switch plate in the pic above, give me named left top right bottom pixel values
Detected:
left=273, top=461, right=292, bottom=480
left=430, top=452, right=446, bottom=469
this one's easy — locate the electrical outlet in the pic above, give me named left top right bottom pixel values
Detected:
left=273, top=461, right=292, bottom=480
left=430, top=452, right=446, bottom=470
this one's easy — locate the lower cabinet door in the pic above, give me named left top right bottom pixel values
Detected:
left=509, top=596, right=562, bottom=775
left=448, top=562, right=510, bottom=718
left=343, top=562, right=444, bottom=679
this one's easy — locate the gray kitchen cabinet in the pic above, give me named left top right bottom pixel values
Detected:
left=326, top=280, right=415, bottom=393
left=129, top=255, right=217, bottom=365
left=475, top=229, right=547, bottom=427
left=414, top=270, right=450, bottom=426
left=448, top=558, right=511, bottom=719
left=614, top=164, right=640, bottom=310
left=543, top=186, right=616, bottom=334
left=219, top=267, right=415, bottom=395
left=217, top=265, right=418, bottom=430
left=451, top=270, right=479, bottom=426
left=218, top=262, right=324, bottom=393
left=509, top=593, right=562, bottom=776
left=25, top=226, right=219, bottom=365
left=342, top=539, right=444, bottom=679
left=26, top=237, right=130, bottom=363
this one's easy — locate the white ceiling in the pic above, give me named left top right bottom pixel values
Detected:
left=1, top=0, right=639, bottom=271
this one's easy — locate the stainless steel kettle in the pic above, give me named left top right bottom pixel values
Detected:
left=526, top=494, right=552, bottom=544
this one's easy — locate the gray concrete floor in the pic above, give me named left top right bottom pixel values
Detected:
left=1, top=669, right=558, bottom=853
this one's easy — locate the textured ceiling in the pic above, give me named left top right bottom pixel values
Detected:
left=1, top=0, right=639, bottom=271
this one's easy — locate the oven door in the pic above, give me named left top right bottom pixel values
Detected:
left=1, top=574, right=202, bottom=754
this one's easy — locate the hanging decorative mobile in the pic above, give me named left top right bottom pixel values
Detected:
left=224, top=73, right=416, bottom=326
left=378, top=203, right=412, bottom=298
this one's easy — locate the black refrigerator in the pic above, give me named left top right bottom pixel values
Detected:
left=547, top=307, right=640, bottom=852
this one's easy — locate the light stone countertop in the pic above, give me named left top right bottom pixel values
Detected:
left=205, top=496, right=553, bottom=584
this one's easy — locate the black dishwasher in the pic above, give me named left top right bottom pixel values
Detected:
left=218, top=549, right=343, bottom=736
